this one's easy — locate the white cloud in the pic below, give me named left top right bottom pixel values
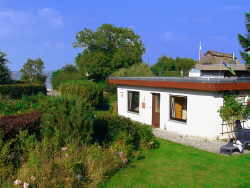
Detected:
left=0, top=8, right=64, bottom=38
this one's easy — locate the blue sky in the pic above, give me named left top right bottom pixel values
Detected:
left=0, top=0, right=249, bottom=71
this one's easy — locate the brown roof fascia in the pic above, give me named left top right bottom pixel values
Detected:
left=108, top=78, right=250, bottom=91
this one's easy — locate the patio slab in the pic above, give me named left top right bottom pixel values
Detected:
left=153, top=128, right=250, bottom=154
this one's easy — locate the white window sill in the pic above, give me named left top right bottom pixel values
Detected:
left=168, top=119, right=187, bottom=125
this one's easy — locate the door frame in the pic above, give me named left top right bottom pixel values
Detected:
left=152, top=93, right=160, bottom=128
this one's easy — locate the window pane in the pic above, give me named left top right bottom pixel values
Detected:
left=155, top=95, right=160, bottom=113
left=128, top=91, right=139, bottom=113
left=170, top=96, right=187, bottom=122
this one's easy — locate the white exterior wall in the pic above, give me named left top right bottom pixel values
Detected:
left=117, top=85, right=225, bottom=140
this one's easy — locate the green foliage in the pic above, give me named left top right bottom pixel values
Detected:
left=20, top=58, right=47, bottom=84
left=74, top=24, right=145, bottom=81
left=0, top=130, right=39, bottom=184
left=38, top=96, right=95, bottom=146
left=59, top=80, right=103, bottom=108
left=163, top=71, right=182, bottom=77
left=112, top=63, right=155, bottom=77
left=93, top=114, right=158, bottom=154
left=51, top=64, right=82, bottom=89
left=151, top=56, right=196, bottom=76
left=0, top=51, right=11, bottom=84
left=17, top=143, right=122, bottom=187
left=0, top=83, right=46, bottom=99
left=219, top=95, right=249, bottom=122
left=238, top=13, right=250, bottom=65
left=218, top=95, right=250, bottom=138
left=0, top=93, right=157, bottom=186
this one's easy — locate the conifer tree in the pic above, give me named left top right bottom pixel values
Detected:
left=238, top=13, right=250, bottom=65
left=0, top=51, right=11, bottom=84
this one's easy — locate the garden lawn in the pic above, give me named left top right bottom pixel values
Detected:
left=101, top=139, right=250, bottom=188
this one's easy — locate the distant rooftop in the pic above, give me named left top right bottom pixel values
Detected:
left=199, top=50, right=240, bottom=65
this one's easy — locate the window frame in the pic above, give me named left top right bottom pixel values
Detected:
left=127, top=90, right=140, bottom=114
left=169, top=95, right=187, bottom=123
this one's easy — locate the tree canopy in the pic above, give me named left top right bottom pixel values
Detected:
left=20, top=58, right=46, bottom=84
left=112, top=63, right=154, bottom=77
left=0, top=51, right=11, bottom=84
left=238, top=13, right=250, bottom=65
left=151, top=56, right=196, bottom=76
left=74, top=24, right=145, bottom=81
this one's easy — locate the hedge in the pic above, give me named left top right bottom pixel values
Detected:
left=59, top=80, right=103, bottom=108
left=93, top=114, right=158, bottom=150
left=0, top=83, right=46, bottom=99
left=0, top=111, right=42, bottom=139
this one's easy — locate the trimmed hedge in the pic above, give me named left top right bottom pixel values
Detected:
left=0, top=84, right=46, bottom=99
left=0, top=111, right=42, bottom=139
left=59, top=80, right=103, bottom=108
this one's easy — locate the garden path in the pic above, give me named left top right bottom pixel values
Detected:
left=153, top=128, right=250, bottom=154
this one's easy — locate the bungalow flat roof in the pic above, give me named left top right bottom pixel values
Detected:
left=108, top=77, right=250, bottom=91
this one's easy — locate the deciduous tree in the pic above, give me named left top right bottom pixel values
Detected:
left=74, top=24, right=145, bottom=81
left=112, top=63, right=154, bottom=77
left=151, top=56, right=195, bottom=77
left=20, top=58, right=46, bottom=84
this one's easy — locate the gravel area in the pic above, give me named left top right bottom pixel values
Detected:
left=153, top=128, right=250, bottom=154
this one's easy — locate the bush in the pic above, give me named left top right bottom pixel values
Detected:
left=0, top=112, right=42, bottom=139
left=0, top=83, right=46, bottom=99
left=38, top=96, right=95, bottom=147
left=51, top=65, right=82, bottom=89
left=59, top=80, right=103, bottom=108
left=16, top=143, right=122, bottom=187
left=0, top=93, right=46, bottom=117
left=93, top=114, right=158, bottom=156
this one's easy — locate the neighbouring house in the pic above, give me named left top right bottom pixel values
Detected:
left=189, top=50, right=250, bottom=78
left=199, top=50, right=239, bottom=65
left=109, top=76, right=250, bottom=140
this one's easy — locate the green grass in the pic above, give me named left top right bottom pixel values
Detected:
left=101, top=139, right=250, bottom=188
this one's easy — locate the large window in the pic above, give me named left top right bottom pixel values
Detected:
left=128, top=91, right=140, bottom=113
left=170, top=95, right=187, bottom=122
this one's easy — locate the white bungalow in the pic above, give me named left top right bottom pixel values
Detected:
left=109, top=77, right=250, bottom=140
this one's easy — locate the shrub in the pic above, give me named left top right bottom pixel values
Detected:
left=93, top=114, right=158, bottom=155
left=51, top=65, right=82, bottom=89
left=59, top=80, right=103, bottom=108
left=0, top=93, right=46, bottom=117
left=0, top=83, right=46, bottom=99
left=17, top=143, right=122, bottom=187
left=38, top=96, right=95, bottom=147
left=0, top=112, right=42, bottom=139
